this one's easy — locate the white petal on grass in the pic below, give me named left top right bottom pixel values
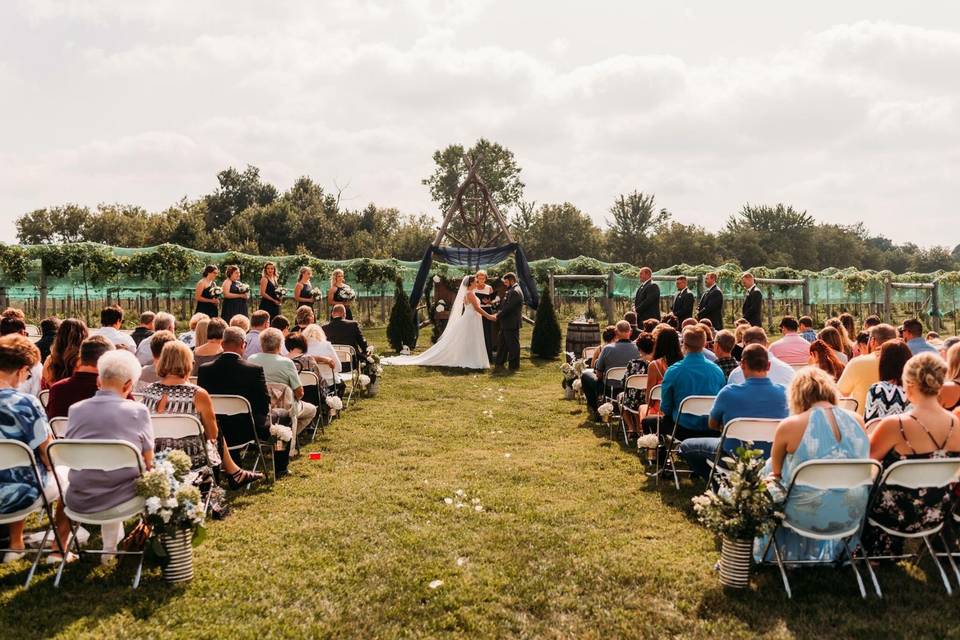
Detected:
left=443, top=497, right=453, bottom=505
left=456, top=557, right=468, bottom=567
left=474, top=505, right=484, bottom=512
left=455, top=502, right=464, bottom=509
left=429, top=579, right=444, bottom=589
left=471, top=497, right=481, bottom=505
left=455, top=489, right=466, bottom=497
left=504, top=453, right=512, bottom=458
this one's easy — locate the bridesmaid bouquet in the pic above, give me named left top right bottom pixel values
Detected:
left=235, top=282, right=250, bottom=294
left=311, top=289, right=324, bottom=301
left=211, top=286, right=224, bottom=299
left=275, top=286, right=288, bottom=299
left=339, top=284, right=357, bottom=301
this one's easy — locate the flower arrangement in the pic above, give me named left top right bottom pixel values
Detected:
left=435, top=301, right=447, bottom=313
left=597, top=402, right=615, bottom=421
left=338, top=284, right=357, bottom=301
left=400, top=345, right=411, bottom=355
left=210, top=286, right=224, bottom=299
left=691, top=446, right=783, bottom=540
left=326, top=395, right=343, bottom=417
left=270, top=423, right=293, bottom=442
left=136, top=450, right=205, bottom=545
left=357, top=374, right=371, bottom=389
left=235, top=282, right=250, bottom=294
left=432, top=275, right=441, bottom=284
left=365, top=347, right=384, bottom=377
left=311, top=288, right=324, bottom=301
left=274, top=286, right=288, bottom=299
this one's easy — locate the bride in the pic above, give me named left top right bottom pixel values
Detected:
left=384, top=275, right=491, bottom=369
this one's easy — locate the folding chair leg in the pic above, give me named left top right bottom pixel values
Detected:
left=860, top=546, right=882, bottom=598
left=923, top=536, right=953, bottom=595
left=772, top=537, right=792, bottom=598
left=54, top=524, right=84, bottom=588
left=940, top=532, right=960, bottom=586
left=24, top=527, right=51, bottom=588
left=842, top=540, right=868, bottom=599
left=132, top=552, right=145, bottom=589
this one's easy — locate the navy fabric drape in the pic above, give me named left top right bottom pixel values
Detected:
left=408, top=243, right=540, bottom=345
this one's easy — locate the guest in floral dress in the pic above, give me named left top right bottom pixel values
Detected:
left=622, top=332, right=654, bottom=439
left=863, top=339, right=912, bottom=423
left=861, top=353, right=960, bottom=556
left=755, top=367, right=871, bottom=563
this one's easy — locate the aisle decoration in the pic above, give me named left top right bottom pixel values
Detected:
left=691, top=447, right=782, bottom=588
left=560, top=357, right=586, bottom=400
left=135, top=450, right=206, bottom=583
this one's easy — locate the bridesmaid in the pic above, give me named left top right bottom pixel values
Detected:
left=294, top=267, right=316, bottom=311
left=220, top=265, right=249, bottom=322
left=258, top=261, right=282, bottom=319
left=327, top=268, right=355, bottom=320
left=474, top=270, right=495, bottom=359
left=194, top=265, right=220, bottom=318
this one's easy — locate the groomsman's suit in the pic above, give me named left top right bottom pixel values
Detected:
left=743, top=284, right=764, bottom=327
left=633, top=279, right=661, bottom=323
left=671, top=286, right=695, bottom=324
left=696, top=284, right=724, bottom=329
left=495, top=282, right=524, bottom=370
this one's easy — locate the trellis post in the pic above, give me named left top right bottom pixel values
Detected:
left=39, top=265, right=48, bottom=318
left=801, top=277, right=811, bottom=317
left=548, top=273, right=555, bottom=305
left=931, top=281, right=942, bottom=331
left=766, top=285, right=774, bottom=331
left=883, top=278, right=893, bottom=323
left=604, top=272, right=616, bottom=325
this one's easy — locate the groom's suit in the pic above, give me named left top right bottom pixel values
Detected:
left=495, top=284, right=523, bottom=370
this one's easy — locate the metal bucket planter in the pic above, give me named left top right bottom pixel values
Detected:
left=160, top=529, right=194, bottom=583
left=719, top=536, right=752, bottom=589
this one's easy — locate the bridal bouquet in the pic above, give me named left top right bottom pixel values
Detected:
left=338, top=284, right=357, bottom=301
left=136, top=450, right=205, bottom=539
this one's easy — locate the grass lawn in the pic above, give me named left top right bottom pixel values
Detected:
left=2, top=326, right=959, bottom=639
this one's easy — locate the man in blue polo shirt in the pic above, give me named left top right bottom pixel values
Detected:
left=901, top=318, right=939, bottom=356
left=678, top=344, right=789, bottom=480
left=659, top=325, right=726, bottom=439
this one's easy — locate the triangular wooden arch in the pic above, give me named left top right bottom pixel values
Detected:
left=432, top=155, right=515, bottom=248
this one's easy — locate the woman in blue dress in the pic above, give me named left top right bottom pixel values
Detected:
left=220, top=265, right=250, bottom=322
left=194, top=265, right=220, bottom=318
left=755, top=366, right=871, bottom=563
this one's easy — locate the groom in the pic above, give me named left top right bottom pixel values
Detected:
left=494, top=273, right=523, bottom=370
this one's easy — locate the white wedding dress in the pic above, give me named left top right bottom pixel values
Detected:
left=383, top=277, right=490, bottom=369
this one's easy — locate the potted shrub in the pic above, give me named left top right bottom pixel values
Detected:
left=691, top=446, right=782, bottom=588
left=136, top=449, right=206, bottom=583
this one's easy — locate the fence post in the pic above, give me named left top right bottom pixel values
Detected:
left=884, top=278, right=893, bottom=323
left=766, top=285, right=774, bottom=331
left=604, top=272, right=616, bottom=325
left=548, top=273, right=555, bottom=305
left=802, top=277, right=811, bottom=317
left=932, top=281, right=942, bottom=332
left=39, top=265, right=48, bottom=318
left=697, top=274, right=705, bottom=299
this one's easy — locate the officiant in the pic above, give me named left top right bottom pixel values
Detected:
left=475, top=270, right=496, bottom=359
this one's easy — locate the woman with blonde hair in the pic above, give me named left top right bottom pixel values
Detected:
left=220, top=265, right=249, bottom=322
left=292, top=305, right=315, bottom=334
left=193, top=318, right=210, bottom=349
left=754, top=366, right=869, bottom=563
left=258, top=261, right=282, bottom=319
left=194, top=265, right=220, bottom=318
left=938, top=342, right=960, bottom=410
left=302, top=323, right=343, bottom=393
left=294, top=266, right=316, bottom=310
left=862, top=353, right=960, bottom=556
left=327, top=268, right=354, bottom=320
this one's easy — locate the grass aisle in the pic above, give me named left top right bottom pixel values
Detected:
left=2, top=328, right=959, bottom=638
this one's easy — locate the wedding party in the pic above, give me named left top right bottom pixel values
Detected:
left=3, top=2, right=960, bottom=639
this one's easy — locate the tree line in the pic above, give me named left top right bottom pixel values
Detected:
left=15, top=139, right=960, bottom=273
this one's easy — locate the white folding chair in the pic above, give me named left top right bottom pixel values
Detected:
left=298, top=370, right=326, bottom=438
left=0, top=441, right=61, bottom=587
left=316, top=362, right=340, bottom=417
left=600, top=366, right=628, bottom=438
left=705, top=418, right=780, bottom=487
left=47, top=439, right=147, bottom=589
left=38, top=389, right=50, bottom=408
left=864, top=458, right=960, bottom=595
left=663, top=395, right=716, bottom=490
left=618, top=374, right=648, bottom=445
left=864, top=418, right=882, bottom=435
left=24, top=323, right=41, bottom=338
left=838, top=397, right=859, bottom=413
left=759, top=459, right=881, bottom=599
left=332, top=344, right=358, bottom=407
left=647, top=385, right=664, bottom=482
left=210, top=394, right=273, bottom=483
left=151, top=414, right=214, bottom=512
left=132, top=392, right=146, bottom=404
left=582, top=346, right=598, bottom=363
left=49, top=417, right=69, bottom=438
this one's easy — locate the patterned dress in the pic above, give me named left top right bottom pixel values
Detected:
left=620, top=359, right=650, bottom=411
left=864, top=381, right=910, bottom=423
left=0, top=389, right=51, bottom=513
left=860, top=415, right=958, bottom=556
left=141, top=382, right=207, bottom=470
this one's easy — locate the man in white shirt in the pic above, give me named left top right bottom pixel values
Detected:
left=727, top=326, right=796, bottom=387
left=136, top=312, right=176, bottom=365
left=768, top=316, right=810, bottom=366
left=92, top=305, right=137, bottom=352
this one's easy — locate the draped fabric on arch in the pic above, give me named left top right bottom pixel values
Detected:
left=408, top=243, right=539, bottom=344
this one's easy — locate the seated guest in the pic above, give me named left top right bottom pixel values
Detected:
left=727, top=327, right=796, bottom=387
left=731, top=323, right=748, bottom=361
left=713, top=330, right=739, bottom=380
left=178, top=312, right=209, bottom=348
left=798, top=316, right=817, bottom=343
left=36, top=317, right=60, bottom=363
left=244, top=310, right=271, bottom=358
left=839, top=313, right=858, bottom=349
left=192, top=318, right=227, bottom=374
left=902, top=318, right=939, bottom=356
left=754, top=367, right=869, bottom=563
left=837, top=323, right=898, bottom=413
left=864, top=339, right=912, bottom=422
left=0, top=316, right=43, bottom=397
left=322, top=304, right=369, bottom=372
left=641, top=326, right=683, bottom=428
left=939, top=342, right=960, bottom=411
left=302, top=324, right=344, bottom=395
left=270, top=315, right=291, bottom=355
left=679, top=344, right=789, bottom=479
left=645, top=318, right=664, bottom=333
left=249, top=328, right=317, bottom=434
left=698, top=323, right=718, bottom=363
left=292, top=305, right=315, bottom=334
left=593, top=324, right=617, bottom=361
left=136, top=312, right=175, bottom=365
left=808, top=339, right=845, bottom=380
left=284, top=332, right=331, bottom=412
left=197, top=327, right=270, bottom=445
left=854, top=331, right=870, bottom=357
left=769, top=316, right=810, bottom=366
left=861, top=353, right=960, bottom=557
left=92, top=305, right=137, bottom=351
left=579, top=321, right=639, bottom=421
left=862, top=315, right=881, bottom=331
left=42, top=318, right=89, bottom=389
left=130, top=312, right=155, bottom=347
left=0, top=335, right=72, bottom=563
left=229, top=314, right=251, bottom=334
left=64, top=349, right=152, bottom=562
left=46, top=336, right=114, bottom=418
left=656, top=325, right=725, bottom=440
left=193, top=318, right=210, bottom=348
left=817, top=326, right=850, bottom=364
left=138, top=331, right=176, bottom=391
left=622, top=332, right=655, bottom=440
left=623, top=311, right=640, bottom=341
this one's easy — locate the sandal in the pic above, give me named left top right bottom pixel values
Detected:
left=227, top=468, right=264, bottom=490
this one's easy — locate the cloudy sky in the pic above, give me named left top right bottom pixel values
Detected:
left=1, top=1, right=958, bottom=246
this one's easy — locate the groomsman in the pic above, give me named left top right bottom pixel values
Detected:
left=671, top=276, right=695, bottom=323
left=696, top=272, right=724, bottom=329
left=741, top=272, right=764, bottom=327
left=633, top=267, right=661, bottom=323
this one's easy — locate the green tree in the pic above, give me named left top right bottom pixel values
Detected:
left=648, top=222, right=720, bottom=267
left=16, top=204, right=91, bottom=244
left=605, top=191, right=670, bottom=265
left=724, top=203, right=816, bottom=267
left=530, top=285, right=562, bottom=359
left=148, top=201, right=207, bottom=248
left=386, top=279, right=417, bottom=352
left=204, top=165, right=279, bottom=229
left=390, top=214, right=437, bottom=260
left=83, top=204, right=151, bottom=247
left=520, top=203, right=604, bottom=260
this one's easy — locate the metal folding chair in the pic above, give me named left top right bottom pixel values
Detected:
left=864, top=458, right=960, bottom=595
left=582, top=347, right=598, bottom=363
left=705, top=418, right=780, bottom=487
left=151, top=414, right=215, bottom=513
left=332, top=344, right=359, bottom=407
left=0, top=441, right=62, bottom=587
left=49, top=416, right=69, bottom=438
left=601, top=366, right=628, bottom=438
left=618, top=374, right=648, bottom=445
left=47, top=439, right=147, bottom=589
left=838, top=397, right=859, bottom=413
left=38, top=389, right=50, bottom=408
left=759, top=459, right=881, bottom=599
left=663, top=395, right=716, bottom=490
left=298, top=370, right=326, bottom=438
left=210, top=394, right=273, bottom=483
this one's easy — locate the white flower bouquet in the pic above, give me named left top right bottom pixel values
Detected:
left=274, top=286, right=288, bottom=299
left=338, top=284, right=357, bottom=301
left=636, top=434, right=659, bottom=450
left=357, top=374, right=371, bottom=389
left=432, top=275, right=441, bottom=284
left=597, top=402, right=615, bottom=420
left=136, top=449, right=205, bottom=542
left=326, top=395, right=343, bottom=417
left=269, top=423, right=293, bottom=442
left=235, top=282, right=250, bottom=294
left=311, top=288, right=324, bottom=301
left=210, top=286, right=224, bottom=299
left=435, top=301, right=446, bottom=313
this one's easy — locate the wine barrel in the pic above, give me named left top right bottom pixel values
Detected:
left=565, top=321, right=601, bottom=359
